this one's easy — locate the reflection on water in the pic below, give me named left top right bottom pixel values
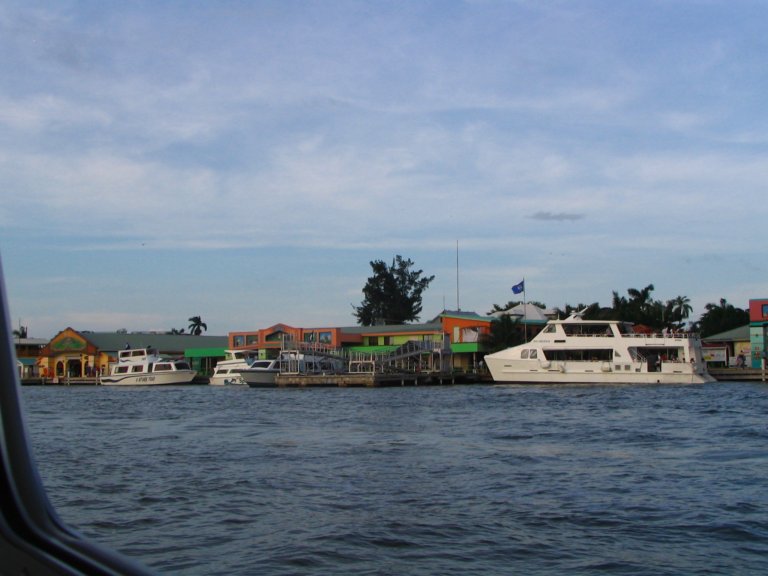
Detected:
left=23, top=383, right=768, bottom=575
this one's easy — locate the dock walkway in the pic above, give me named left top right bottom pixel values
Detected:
left=275, top=372, right=479, bottom=387
left=708, top=367, right=767, bottom=382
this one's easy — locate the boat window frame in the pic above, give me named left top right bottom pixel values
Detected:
left=0, top=257, right=153, bottom=575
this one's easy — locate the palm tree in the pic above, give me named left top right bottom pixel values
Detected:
left=12, top=326, right=28, bottom=339
left=187, top=316, right=208, bottom=336
left=627, top=284, right=655, bottom=311
left=625, top=284, right=660, bottom=326
left=670, top=295, right=692, bottom=323
left=610, top=291, right=628, bottom=319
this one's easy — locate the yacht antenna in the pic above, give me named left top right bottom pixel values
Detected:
left=456, top=240, right=460, bottom=311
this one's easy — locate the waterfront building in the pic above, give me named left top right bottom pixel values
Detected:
left=37, top=328, right=228, bottom=381
left=749, top=299, right=768, bottom=368
left=13, top=336, right=48, bottom=379
left=228, top=311, right=493, bottom=373
left=702, top=325, right=751, bottom=367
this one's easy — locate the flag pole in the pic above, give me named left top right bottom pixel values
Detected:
left=523, top=278, right=528, bottom=343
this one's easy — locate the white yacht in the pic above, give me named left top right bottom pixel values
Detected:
left=208, top=349, right=257, bottom=386
left=100, top=348, right=197, bottom=386
left=484, top=311, right=715, bottom=385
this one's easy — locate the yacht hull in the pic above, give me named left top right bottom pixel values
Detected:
left=484, top=359, right=715, bottom=385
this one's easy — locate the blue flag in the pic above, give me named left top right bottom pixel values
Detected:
left=511, top=280, right=525, bottom=294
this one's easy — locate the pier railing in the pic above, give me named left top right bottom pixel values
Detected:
left=281, top=339, right=453, bottom=376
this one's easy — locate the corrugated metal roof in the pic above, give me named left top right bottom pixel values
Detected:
left=488, top=303, right=556, bottom=324
left=81, top=332, right=228, bottom=353
left=430, top=310, right=490, bottom=322
left=339, top=322, right=443, bottom=335
left=13, top=338, right=48, bottom=346
left=702, top=324, right=751, bottom=343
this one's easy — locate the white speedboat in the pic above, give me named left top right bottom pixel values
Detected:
left=100, top=348, right=197, bottom=386
left=209, top=350, right=257, bottom=386
left=239, top=351, right=342, bottom=387
left=484, top=311, right=715, bottom=385
left=239, top=358, right=282, bottom=387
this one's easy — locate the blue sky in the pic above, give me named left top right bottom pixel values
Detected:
left=1, top=1, right=766, bottom=339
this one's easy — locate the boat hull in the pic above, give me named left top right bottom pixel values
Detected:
left=208, top=375, right=246, bottom=386
left=100, top=370, right=197, bottom=386
left=240, top=370, right=279, bottom=387
left=484, top=359, right=715, bottom=385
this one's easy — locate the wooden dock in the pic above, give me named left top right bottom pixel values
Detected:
left=275, top=372, right=475, bottom=387
left=708, top=368, right=767, bottom=382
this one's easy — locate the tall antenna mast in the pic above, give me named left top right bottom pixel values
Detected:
left=456, top=239, right=460, bottom=311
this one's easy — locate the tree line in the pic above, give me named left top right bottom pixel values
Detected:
left=151, top=258, right=748, bottom=349
left=355, top=257, right=749, bottom=335
left=166, top=316, right=208, bottom=335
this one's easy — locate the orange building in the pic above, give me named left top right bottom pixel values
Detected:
left=228, top=311, right=492, bottom=373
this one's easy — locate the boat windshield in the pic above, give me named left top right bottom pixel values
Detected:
left=562, top=324, right=613, bottom=337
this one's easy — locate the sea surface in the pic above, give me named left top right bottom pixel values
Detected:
left=21, top=382, right=768, bottom=575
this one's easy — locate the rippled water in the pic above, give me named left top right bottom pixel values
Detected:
left=21, top=382, right=768, bottom=575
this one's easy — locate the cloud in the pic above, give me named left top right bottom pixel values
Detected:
left=530, top=211, right=585, bottom=222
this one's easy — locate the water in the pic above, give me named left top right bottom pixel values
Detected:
left=21, top=382, right=768, bottom=575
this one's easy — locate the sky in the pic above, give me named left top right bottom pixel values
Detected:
left=1, top=0, right=767, bottom=339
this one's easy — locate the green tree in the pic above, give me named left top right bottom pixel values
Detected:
left=626, top=284, right=657, bottom=325
left=187, top=316, right=208, bottom=336
left=693, top=298, right=749, bottom=337
left=610, top=284, right=666, bottom=329
left=484, top=314, right=525, bottom=352
left=12, top=326, right=28, bottom=339
left=665, top=295, right=693, bottom=328
left=354, top=256, right=435, bottom=325
left=487, top=300, right=546, bottom=314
